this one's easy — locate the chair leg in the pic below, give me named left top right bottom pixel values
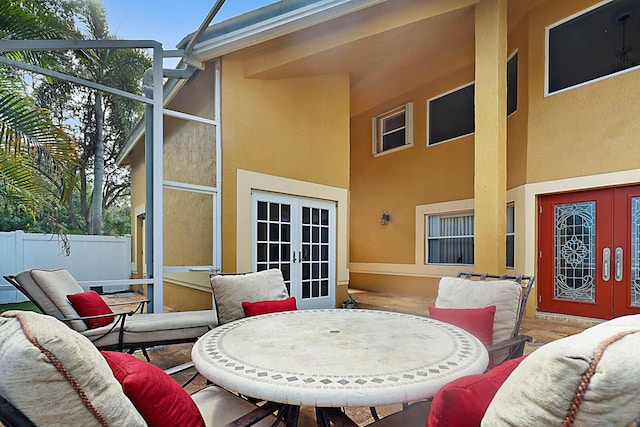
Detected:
left=127, top=347, right=151, bottom=362
left=140, top=347, right=150, bottom=361
left=370, top=407, right=380, bottom=421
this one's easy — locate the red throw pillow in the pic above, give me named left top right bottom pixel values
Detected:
left=242, top=297, right=297, bottom=317
left=67, top=290, right=115, bottom=329
left=428, top=306, right=496, bottom=347
left=101, top=351, right=205, bottom=427
left=426, top=355, right=527, bottom=427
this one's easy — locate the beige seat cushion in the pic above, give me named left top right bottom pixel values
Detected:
left=210, top=269, right=289, bottom=324
left=435, top=277, right=522, bottom=344
left=191, top=386, right=284, bottom=427
left=83, top=309, right=217, bottom=348
left=0, top=311, right=146, bottom=426
left=16, top=269, right=87, bottom=331
left=482, top=314, right=640, bottom=426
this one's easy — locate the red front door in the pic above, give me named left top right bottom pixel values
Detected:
left=538, top=186, right=640, bottom=320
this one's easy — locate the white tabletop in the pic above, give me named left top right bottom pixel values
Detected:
left=192, top=309, right=488, bottom=408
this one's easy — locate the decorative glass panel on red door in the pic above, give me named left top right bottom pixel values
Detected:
left=553, top=202, right=596, bottom=302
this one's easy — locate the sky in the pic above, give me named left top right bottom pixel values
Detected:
left=101, top=1, right=277, bottom=55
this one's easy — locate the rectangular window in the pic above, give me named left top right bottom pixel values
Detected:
left=372, top=102, right=413, bottom=155
left=428, top=83, right=475, bottom=146
left=507, top=52, right=518, bottom=116
left=547, top=0, right=640, bottom=94
left=506, top=204, right=515, bottom=268
left=427, top=212, right=474, bottom=264
left=425, top=206, right=515, bottom=266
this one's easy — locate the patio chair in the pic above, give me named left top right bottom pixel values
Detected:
left=370, top=272, right=535, bottom=422
left=0, top=310, right=284, bottom=427
left=431, top=272, right=535, bottom=366
left=3, top=269, right=217, bottom=359
left=210, top=268, right=294, bottom=325
left=370, top=314, right=640, bottom=427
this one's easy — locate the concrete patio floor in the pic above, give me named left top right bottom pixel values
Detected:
left=137, top=288, right=599, bottom=426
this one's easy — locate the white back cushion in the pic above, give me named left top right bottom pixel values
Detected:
left=435, top=277, right=522, bottom=344
left=210, top=269, right=289, bottom=325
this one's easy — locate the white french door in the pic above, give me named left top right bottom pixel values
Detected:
left=251, top=191, right=336, bottom=309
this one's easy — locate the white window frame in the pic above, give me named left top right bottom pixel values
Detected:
left=544, top=0, right=640, bottom=96
left=420, top=201, right=515, bottom=267
left=426, top=210, right=475, bottom=265
left=372, top=102, right=413, bottom=156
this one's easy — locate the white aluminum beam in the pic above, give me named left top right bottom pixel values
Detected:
left=152, top=44, right=164, bottom=313
left=0, top=56, right=151, bottom=105
left=163, top=108, right=218, bottom=126
left=0, top=39, right=159, bottom=51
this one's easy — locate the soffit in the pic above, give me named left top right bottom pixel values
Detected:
left=236, top=0, right=476, bottom=115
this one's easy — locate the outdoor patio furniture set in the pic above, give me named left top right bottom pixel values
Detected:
left=2, top=269, right=640, bottom=426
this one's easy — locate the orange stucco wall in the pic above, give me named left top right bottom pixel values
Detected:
left=350, top=66, right=476, bottom=265
left=220, top=54, right=350, bottom=274
left=348, top=0, right=640, bottom=298
left=526, top=1, right=640, bottom=183
left=125, top=0, right=640, bottom=310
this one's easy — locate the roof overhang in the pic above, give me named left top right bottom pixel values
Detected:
left=117, top=0, right=385, bottom=165
left=182, top=0, right=386, bottom=64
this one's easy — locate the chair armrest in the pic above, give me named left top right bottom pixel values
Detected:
left=486, top=334, right=532, bottom=364
left=106, top=299, right=149, bottom=314
left=61, top=311, right=134, bottom=323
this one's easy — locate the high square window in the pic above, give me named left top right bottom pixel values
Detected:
left=372, top=102, right=413, bottom=155
left=427, top=83, right=475, bottom=146
left=547, top=0, right=640, bottom=95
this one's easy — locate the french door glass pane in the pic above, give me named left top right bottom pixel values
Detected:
left=301, top=206, right=330, bottom=300
left=256, top=200, right=292, bottom=293
left=554, top=202, right=596, bottom=302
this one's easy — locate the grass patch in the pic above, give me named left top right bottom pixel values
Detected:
left=0, top=301, right=41, bottom=314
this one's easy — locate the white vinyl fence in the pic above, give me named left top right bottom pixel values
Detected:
left=0, top=231, right=131, bottom=304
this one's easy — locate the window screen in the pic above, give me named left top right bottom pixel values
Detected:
left=548, top=0, right=640, bottom=93
left=428, top=83, right=475, bottom=145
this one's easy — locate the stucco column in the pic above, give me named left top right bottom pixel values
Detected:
left=474, top=0, right=507, bottom=272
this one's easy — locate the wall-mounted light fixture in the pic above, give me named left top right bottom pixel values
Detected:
left=381, top=211, right=390, bottom=225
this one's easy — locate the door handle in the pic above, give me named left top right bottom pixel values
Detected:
left=292, top=251, right=297, bottom=263
left=615, top=247, right=623, bottom=282
left=603, top=247, right=610, bottom=281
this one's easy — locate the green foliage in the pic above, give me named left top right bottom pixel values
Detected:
left=102, top=203, right=131, bottom=236
left=0, top=0, right=80, bottom=251
left=1, top=0, right=151, bottom=237
left=0, top=301, right=41, bottom=314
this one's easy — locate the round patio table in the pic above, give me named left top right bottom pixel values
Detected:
left=192, top=309, right=488, bottom=409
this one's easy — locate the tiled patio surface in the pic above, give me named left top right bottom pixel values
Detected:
left=137, top=288, right=599, bottom=426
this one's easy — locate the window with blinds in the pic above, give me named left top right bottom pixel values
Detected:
left=427, top=212, right=474, bottom=265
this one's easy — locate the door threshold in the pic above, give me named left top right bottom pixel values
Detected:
left=535, top=311, right=604, bottom=327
